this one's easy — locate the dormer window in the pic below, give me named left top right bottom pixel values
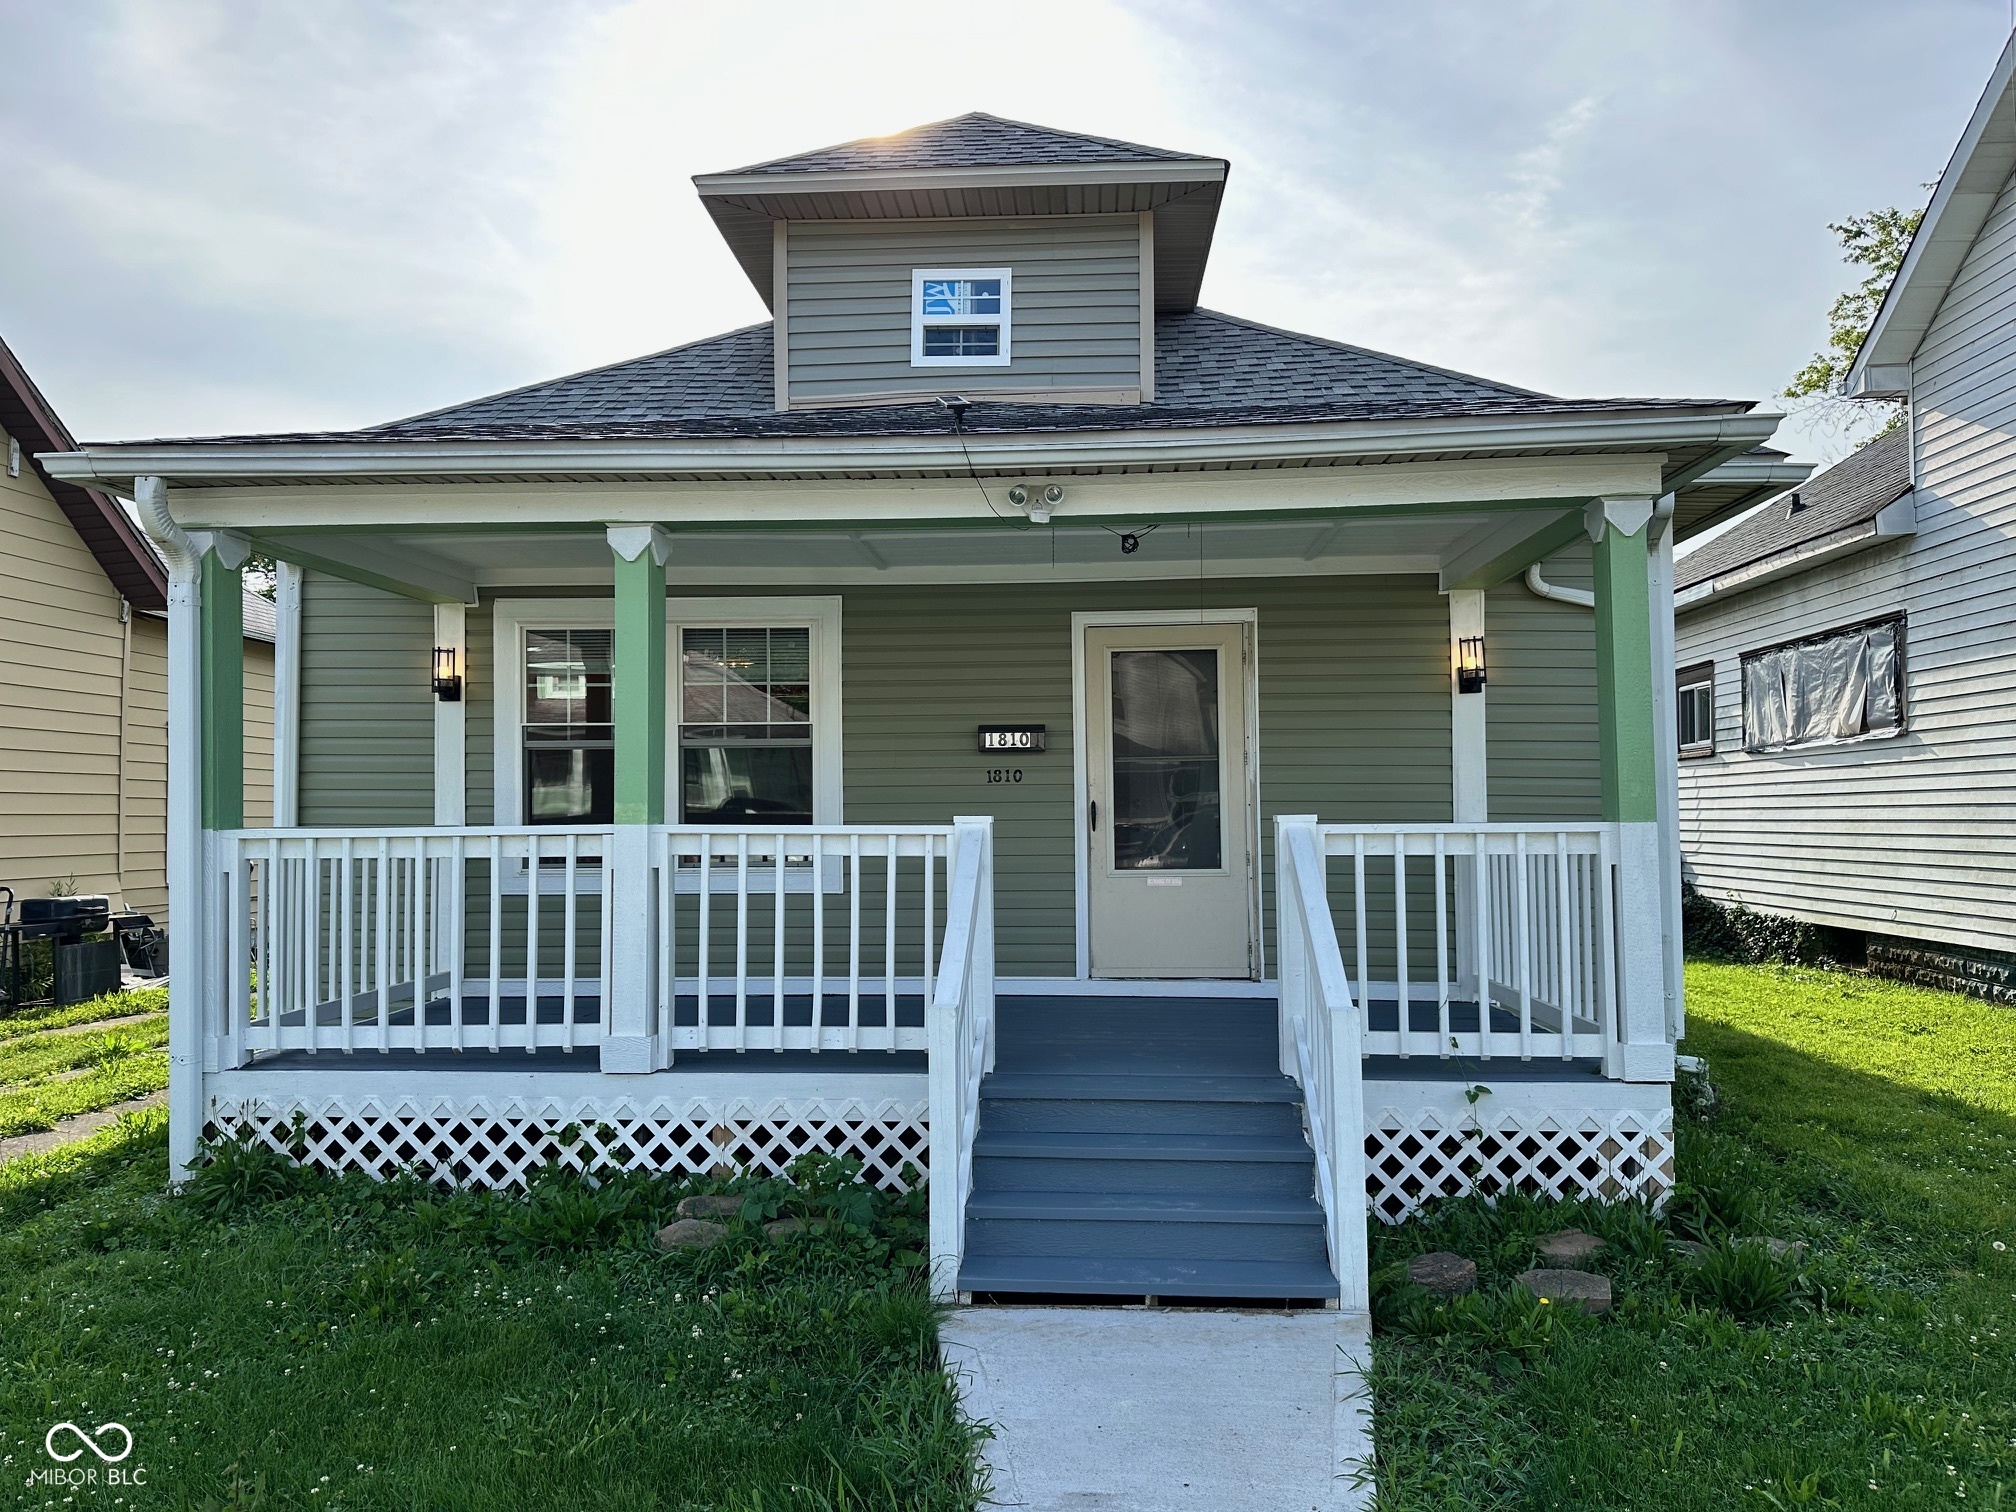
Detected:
left=912, top=268, right=1011, bottom=367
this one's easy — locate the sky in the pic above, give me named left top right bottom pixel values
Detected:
left=0, top=0, right=2006, bottom=469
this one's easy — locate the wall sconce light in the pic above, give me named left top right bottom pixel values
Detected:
left=1456, top=636, right=1487, bottom=695
left=432, top=645, right=463, bottom=702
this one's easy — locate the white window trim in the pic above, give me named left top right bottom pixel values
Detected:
left=911, top=267, right=1012, bottom=368
left=491, top=596, right=843, bottom=828
left=1676, top=671, right=1714, bottom=756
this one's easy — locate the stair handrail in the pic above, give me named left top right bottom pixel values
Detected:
left=1274, top=814, right=1371, bottom=1313
left=926, top=816, right=996, bottom=1300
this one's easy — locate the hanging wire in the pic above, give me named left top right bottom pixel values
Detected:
left=942, top=398, right=1015, bottom=521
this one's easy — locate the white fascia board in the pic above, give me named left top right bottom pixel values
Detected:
left=1673, top=495, right=1916, bottom=614
left=694, top=157, right=1227, bottom=200
left=1850, top=33, right=2016, bottom=379
left=148, top=455, right=1674, bottom=534
left=35, top=407, right=1774, bottom=493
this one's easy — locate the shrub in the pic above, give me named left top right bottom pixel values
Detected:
left=1682, top=886, right=1861, bottom=967
left=1686, top=1238, right=1797, bottom=1322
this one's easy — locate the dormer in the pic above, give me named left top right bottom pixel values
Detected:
left=693, top=113, right=1228, bottom=411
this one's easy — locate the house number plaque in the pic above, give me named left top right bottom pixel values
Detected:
left=977, top=725, right=1047, bottom=753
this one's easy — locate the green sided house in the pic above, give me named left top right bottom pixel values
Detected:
left=43, top=114, right=1796, bottom=1309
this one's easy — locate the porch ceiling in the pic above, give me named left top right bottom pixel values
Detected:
left=262, top=509, right=1563, bottom=590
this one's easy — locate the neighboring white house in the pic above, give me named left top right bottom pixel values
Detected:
left=1675, top=36, right=2016, bottom=1001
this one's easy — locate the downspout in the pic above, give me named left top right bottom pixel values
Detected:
left=1522, top=563, right=1593, bottom=609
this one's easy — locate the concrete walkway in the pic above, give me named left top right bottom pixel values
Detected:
left=943, top=1306, right=1372, bottom=1512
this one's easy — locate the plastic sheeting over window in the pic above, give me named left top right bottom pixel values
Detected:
left=1742, top=618, right=1903, bottom=753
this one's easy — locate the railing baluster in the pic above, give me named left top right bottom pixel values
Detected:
left=698, top=831, right=713, bottom=1048
left=922, top=835, right=936, bottom=1019
left=1352, top=832, right=1368, bottom=1024
left=1433, top=833, right=1449, bottom=1058
left=883, top=833, right=898, bottom=1054
left=450, top=837, right=466, bottom=1054
left=374, top=837, right=391, bottom=1053
left=562, top=833, right=579, bottom=1053
left=1555, top=832, right=1574, bottom=1059
left=524, top=831, right=541, bottom=1055
left=487, top=834, right=503, bottom=1053
left=339, top=837, right=355, bottom=1054
left=1393, top=834, right=1410, bottom=1060
left=810, top=834, right=826, bottom=1052
left=848, top=833, right=862, bottom=1050
left=1474, top=835, right=1492, bottom=1060
left=655, top=830, right=670, bottom=1060
left=773, top=833, right=787, bottom=1053
left=1514, top=831, right=1532, bottom=1060
left=734, top=832, right=749, bottom=1052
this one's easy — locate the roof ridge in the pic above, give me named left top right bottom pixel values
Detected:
left=1179, top=308, right=1552, bottom=399
left=373, top=323, right=773, bottom=430
left=709, top=110, right=1210, bottom=178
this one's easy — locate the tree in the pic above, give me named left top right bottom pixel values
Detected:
left=1782, top=204, right=1924, bottom=448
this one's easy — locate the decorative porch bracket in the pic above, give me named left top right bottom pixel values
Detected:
left=605, top=524, right=673, bottom=1072
left=1588, top=496, right=1672, bottom=1082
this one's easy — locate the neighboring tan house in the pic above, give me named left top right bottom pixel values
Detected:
left=1675, top=37, right=2016, bottom=1002
left=0, top=335, right=274, bottom=928
left=44, top=112, right=1798, bottom=1312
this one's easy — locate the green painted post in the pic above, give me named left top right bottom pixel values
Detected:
left=1592, top=511, right=1658, bottom=823
left=199, top=549, right=245, bottom=831
left=611, top=543, right=667, bottom=826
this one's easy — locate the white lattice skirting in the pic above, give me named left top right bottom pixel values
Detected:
left=205, top=1091, right=931, bottom=1193
left=1363, top=1102, right=1675, bottom=1223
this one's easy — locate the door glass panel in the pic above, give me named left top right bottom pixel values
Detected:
left=1110, top=649, right=1223, bottom=871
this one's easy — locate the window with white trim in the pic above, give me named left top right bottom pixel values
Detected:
left=1741, top=615, right=1905, bottom=754
left=492, top=597, right=842, bottom=829
left=911, top=268, right=1011, bottom=367
left=1676, top=662, right=1714, bottom=757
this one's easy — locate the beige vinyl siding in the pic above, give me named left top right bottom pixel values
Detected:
left=0, top=427, right=273, bottom=924
left=1486, top=545, right=1601, bottom=821
left=784, top=216, right=1143, bottom=407
left=1675, top=163, right=2016, bottom=955
left=297, top=571, right=433, bottom=826
left=0, top=432, right=130, bottom=907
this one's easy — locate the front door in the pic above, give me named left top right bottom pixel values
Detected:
left=1085, top=622, right=1256, bottom=978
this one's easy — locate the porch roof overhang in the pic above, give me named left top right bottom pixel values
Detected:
left=40, top=402, right=1783, bottom=600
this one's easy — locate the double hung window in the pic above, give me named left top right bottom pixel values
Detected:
left=523, top=629, right=613, bottom=824
left=911, top=268, right=1011, bottom=366
left=678, top=627, right=813, bottom=825
left=1676, top=662, right=1715, bottom=757
left=1741, top=616, right=1905, bottom=753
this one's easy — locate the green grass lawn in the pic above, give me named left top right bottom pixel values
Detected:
left=0, top=989, right=168, bottom=1137
left=1372, top=960, right=2016, bottom=1510
left=0, top=1129, right=984, bottom=1510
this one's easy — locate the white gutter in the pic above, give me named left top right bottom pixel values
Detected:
left=1674, top=493, right=1916, bottom=613
left=1522, top=494, right=1674, bottom=609
left=38, top=407, right=1780, bottom=489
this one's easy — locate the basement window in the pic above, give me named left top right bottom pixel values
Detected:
left=912, top=268, right=1011, bottom=367
left=1741, top=616, right=1905, bottom=754
left=1676, top=662, right=1715, bottom=757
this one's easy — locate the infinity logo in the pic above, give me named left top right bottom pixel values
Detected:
left=44, top=1422, right=133, bottom=1463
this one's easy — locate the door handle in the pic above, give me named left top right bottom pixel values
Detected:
left=1089, top=799, right=1098, bottom=832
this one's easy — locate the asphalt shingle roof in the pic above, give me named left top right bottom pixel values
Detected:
left=106, top=310, right=1742, bottom=448
left=1674, top=427, right=1912, bottom=590
left=715, top=112, right=1206, bottom=176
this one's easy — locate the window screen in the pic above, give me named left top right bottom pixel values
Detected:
left=679, top=627, right=814, bottom=824
left=1741, top=618, right=1904, bottom=753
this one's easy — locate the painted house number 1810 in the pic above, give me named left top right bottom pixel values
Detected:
left=985, top=769, right=1024, bottom=784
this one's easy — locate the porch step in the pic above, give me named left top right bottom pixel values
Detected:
left=978, top=1072, right=1304, bottom=1135
left=960, top=995, right=1337, bottom=1300
left=956, top=1254, right=1340, bottom=1301
left=965, top=1190, right=1328, bottom=1263
left=971, top=1130, right=1319, bottom=1196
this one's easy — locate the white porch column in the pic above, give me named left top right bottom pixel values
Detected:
left=136, top=478, right=205, bottom=1180
left=605, top=524, right=672, bottom=1073
left=272, top=562, right=302, bottom=828
left=432, top=601, right=466, bottom=826
left=1648, top=499, right=1684, bottom=1040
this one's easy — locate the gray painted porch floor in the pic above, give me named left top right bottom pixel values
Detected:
left=944, top=1306, right=1371, bottom=1511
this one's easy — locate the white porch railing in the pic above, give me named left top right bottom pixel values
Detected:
left=650, top=825, right=958, bottom=1054
left=1317, top=823, right=1620, bottom=1063
left=213, top=827, right=614, bottom=1060
left=927, top=817, right=996, bottom=1299
left=210, top=820, right=981, bottom=1063
left=1274, top=817, right=1369, bottom=1314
